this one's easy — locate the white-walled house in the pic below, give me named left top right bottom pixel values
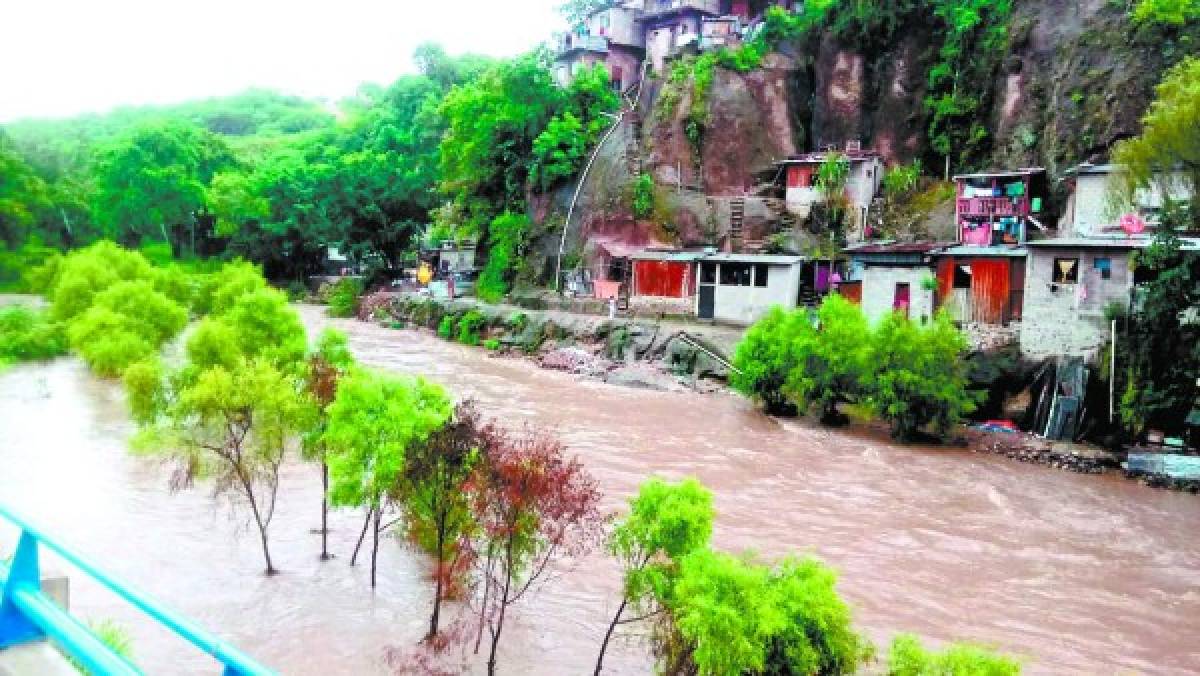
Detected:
left=776, top=146, right=884, bottom=237
left=694, top=253, right=804, bottom=324
left=1061, top=163, right=1193, bottom=237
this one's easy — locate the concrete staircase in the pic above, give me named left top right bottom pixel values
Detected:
left=730, top=197, right=745, bottom=252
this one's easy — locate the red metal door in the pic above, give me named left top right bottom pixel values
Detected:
left=970, top=259, right=1011, bottom=324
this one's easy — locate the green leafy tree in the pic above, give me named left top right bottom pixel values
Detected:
left=46, top=241, right=155, bottom=322
left=0, top=134, right=53, bottom=247
left=731, top=307, right=810, bottom=415
left=439, top=51, right=563, bottom=241
left=130, top=357, right=311, bottom=575
left=866, top=312, right=978, bottom=440
left=1134, top=0, right=1200, bottom=25
left=0, top=305, right=67, bottom=363
left=1117, top=222, right=1199, bottom=435
left=323, top=368, right=453, bottom=587
left=402, top=400, right=483, bottom=638
left=302, top=328, right=356, bottom=560
left=531, top=64, right=620, bottom=191
left=476, top=212, right=530, bottom=301
left=1112, top=56, right=1200, bottom=219
left=785, top=294, right=871, bottom=423
left=888, top=634, right=1020, bottom=675
left=596, top=477, right=714, bottom=675
left=68, top=280, right=188, bottom=376
left=91, top=121, right=235, bottom=251
left=663, top=550, right=870, bottom=675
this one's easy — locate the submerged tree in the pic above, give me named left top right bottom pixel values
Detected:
left=467, top=423, right=603, bottom=676
left=402, top=400, right=483, bottom=639
left=130, top=357, right=311, bottom=574
left=731, top=307, right=809, bottom=415
left=784, top=294, right=870, bottom=424
left=324, top=369, right=452, bottom=588
left=595, top=477, right=713, bottom=675
left=659, top=550, right=871, bottom=675
left=302, top=328, right=356, bottom=560
left=867, top=311, right=978, bottom=440
left=888, top=634, right=1020, bottom=675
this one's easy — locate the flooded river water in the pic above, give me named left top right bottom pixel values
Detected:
left=1, top=302, right=1198, bottom=674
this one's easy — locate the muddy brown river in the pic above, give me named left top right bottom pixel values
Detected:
left=1, top=303, right=1198, bottom=674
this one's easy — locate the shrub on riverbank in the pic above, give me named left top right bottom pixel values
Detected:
left=730, top=307, right=808, bottom=416
left=888, top=634, right=1020, bottom=675
left=0, top=304, right=68, bottom=364
left=733, top=296, right=979, bottom=440
left=326, top=277, right=363, bottom=318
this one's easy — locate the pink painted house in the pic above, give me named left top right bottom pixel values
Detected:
left=952, top=168, right=1048, bottom=247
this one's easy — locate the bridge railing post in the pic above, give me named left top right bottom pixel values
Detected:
left=0, top=531, right=46, bottom=648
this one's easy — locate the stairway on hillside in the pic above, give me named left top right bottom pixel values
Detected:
left=730, top=197, right=745, bottom=252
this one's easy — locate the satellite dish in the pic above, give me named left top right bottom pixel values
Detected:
left=1120, top=212, right=1147, bottom=235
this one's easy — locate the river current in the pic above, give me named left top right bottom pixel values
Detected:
left=1, top=303, right=1197, bottom=674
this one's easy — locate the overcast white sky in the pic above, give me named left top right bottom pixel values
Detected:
left=0, top=0, right=566, bottom=123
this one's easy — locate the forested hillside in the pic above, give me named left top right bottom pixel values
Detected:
left=1, top=0, right=1197, bottom=296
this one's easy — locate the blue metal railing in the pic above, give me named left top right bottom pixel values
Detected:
left=0, top=503, right=274, bottom=675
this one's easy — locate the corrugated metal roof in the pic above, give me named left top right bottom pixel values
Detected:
left=953, top=168, right=1046, bottom=180
left=936, top=246, right=1028, bottom=257
left=1027, top=236, right=1200, bottom=250
left=700, top=253, right=807, bottom=264
left=844, top=241, right=949, bottom=254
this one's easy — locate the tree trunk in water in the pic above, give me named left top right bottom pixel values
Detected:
left=256, top=521, right=276, bottom=576
left=351, top=506, right=373, bottom=566
left=594, top=598, right=628, bottom=675
left=474, top=551, right=494, bottom=654
left=370, top=507, right=381, bottom=588
left=429, top=521, right=445, bottom=639
left=487, top=539, right=514, bottom=676
left=319, top=461, right=330, bottom=561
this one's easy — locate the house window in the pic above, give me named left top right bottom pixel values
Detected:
left=1094, top=257, right=1112, bottom=280
left=1053, top=257, right=1079, bottom=284
left=719, top=262, right=752, bottom=286
left=953, top=264, right=972, bottom=289
left=700, top=262, right=716, bottom=284
left=753, top=264, right=769, bottom=287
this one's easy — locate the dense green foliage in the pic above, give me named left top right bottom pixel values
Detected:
left=325, top=277, right=364, bottom=318
left=661, top=550, right=870, bottom=675
left=324, top=371, right=453, bottom=499
left=1117, top=224, right=1200, bottom=436
left=734, top=297, right=977, bottom=440
left=476, top=212, right=530, bottom=301
left=125, top=253, right=313, bottom=574
left=0, top=304, right=67, bottom=366
left=1134, top=0, right=1200, bottom=25
left=1113, top=56, right=1200, bottom=217
left=785, top=294, right=870, bottom=422
left=867, top=311, right=978, bottom=440
left=730, top=306, right=808, bottom=415
left=888, top=634, right=1020, bottom=675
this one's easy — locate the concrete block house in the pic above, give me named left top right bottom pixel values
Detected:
left=843, top=242, right=945, bottom=325
left=1062, top=162, right=1193, bottom=237
left=776, top=144, right=884, bottom=237
left=639, top=0, right=723, bottom=73
left=928, top=169, right=1047, bottom=328
left=554, top=2, right=646, bottom=92
left=1020, top=238, right=1142, bottom=359
left=694, top=253, right=804, bottom=324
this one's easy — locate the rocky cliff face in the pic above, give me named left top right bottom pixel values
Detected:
left=533, top=1, right=1197, bottom=278
left=645, top=0, right=1197, bottom=180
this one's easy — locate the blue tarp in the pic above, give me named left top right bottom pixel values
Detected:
left=1125, top=453, right=1200, bottom=480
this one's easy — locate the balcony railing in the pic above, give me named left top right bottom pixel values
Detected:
left=957, top=197, right=1027, bottom=218
left=558, top=33, right=609, bottom=54
left=0, top=503, right=273, bottom=675
left=642, top=0, right=721, bottom=18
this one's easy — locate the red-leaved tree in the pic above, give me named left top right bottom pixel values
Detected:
left=466, top=422, right=604, bottom=675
